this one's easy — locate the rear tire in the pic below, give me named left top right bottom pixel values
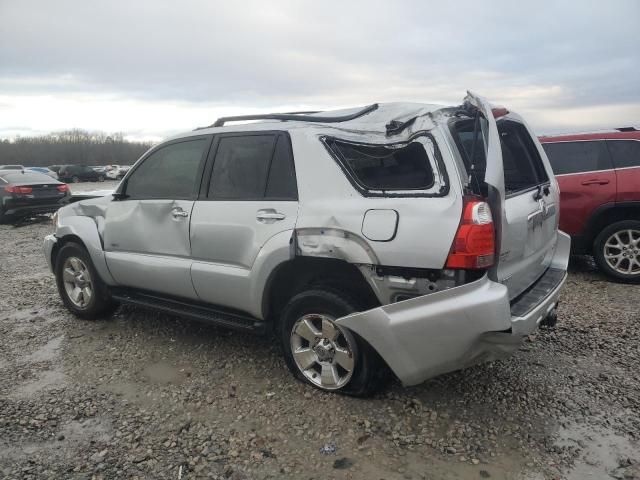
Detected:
left=98, top=175, right=105, bottom=182
left=54, top=242, right=117, bottom=319
left=72, top=176, right=80, bottom=183
left=279, top=289, right=387, bottom=397
left=593, top=220, right=640, bottom=283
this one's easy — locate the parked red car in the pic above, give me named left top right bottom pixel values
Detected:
left=539, top=128, right=640, bottom=282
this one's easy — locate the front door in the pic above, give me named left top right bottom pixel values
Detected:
left=104, top=136, right=211, bottom=299
left=190, top=132, right=299, bottom=312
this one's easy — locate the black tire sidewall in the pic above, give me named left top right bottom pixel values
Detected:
left=593, top=220, right=640, bottom=283
left=279, top=289, right=381, bottom=396
left=55, top=242, right=114, bottom=318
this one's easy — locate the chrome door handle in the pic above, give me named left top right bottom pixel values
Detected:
left=581, top=179, right=609, bottom=186
left=171, top=208, right=189, bottom=218
left=256, top=209, right=286, bottom=222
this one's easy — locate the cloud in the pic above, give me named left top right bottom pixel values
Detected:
left=0, top=0, right=638, bottom=138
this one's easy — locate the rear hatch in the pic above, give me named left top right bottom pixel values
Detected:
left=450, top=92, right=559, bottom=299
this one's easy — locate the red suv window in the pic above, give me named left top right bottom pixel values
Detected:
left=542, top=141, right=612, bottom=175
left=606, top=140, right=640, bottom=168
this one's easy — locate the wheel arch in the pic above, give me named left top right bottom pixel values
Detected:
left=261, top=256, right=380, bottom=330
left=584, top=202, right=640, bottom=250
left=54, top=215, right=116, bottom=285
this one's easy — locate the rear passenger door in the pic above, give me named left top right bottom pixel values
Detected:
left=542, top=140, right=616, bottom=236
left=606, top=139, right=640, bottom=202
left=190, top=132, right=298, bottom=308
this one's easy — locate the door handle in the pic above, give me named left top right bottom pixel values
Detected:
left=581, top=179, right=609, bottom=186
left=171, top=208, right=189, bottom=218
left=256, top=209, right=286, bottom=222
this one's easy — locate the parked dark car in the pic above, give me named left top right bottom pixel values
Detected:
left=58, top=165, right=106, bottom=183
left=0, top=170, right=70, bottom=223
left=539, top=128, right=640, bottom=282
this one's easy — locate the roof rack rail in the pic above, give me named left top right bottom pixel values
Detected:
left=208, top=103, right=379, bottom=128
left=616, top=127, right=638, bottom=132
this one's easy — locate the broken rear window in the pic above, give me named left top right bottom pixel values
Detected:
left=324, top=137, right=436, bottom=192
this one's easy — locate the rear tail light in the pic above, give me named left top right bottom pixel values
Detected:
left=492, top=107, right=509, bottom=118
left=446, top=196, right=495, bottom=269
left=4, top=185, right=33, bottom=194
left=57, top=184, right=69, bottom=192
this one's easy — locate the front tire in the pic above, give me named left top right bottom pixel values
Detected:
left=98, top=175, right=105, bottom=182
left=72, top=176, right=80, bottom=183
left=54, top=242, right=117, bottom=319
left=279, top=289, right=386, bottom=396
left=593, top=220, right=640, bottom=283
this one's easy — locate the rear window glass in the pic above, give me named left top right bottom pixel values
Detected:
left=452, top=119, right=549, bottom=195
left=542, top=141, right=612, bottom=174
left=0, top=172, right=53, bottom=183
left=606, top=140, right=640, bottom=168
left=325, top=138, right=435, bottom=191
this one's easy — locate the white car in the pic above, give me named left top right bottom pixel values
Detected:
left=44, top=92, right=569, bottom=396
left=106, top=165, right=130, bottom=180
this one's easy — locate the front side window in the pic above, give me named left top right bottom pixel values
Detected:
left=542, top=140, right=612, bottom=175
left=125, top=138, right=208, bottom=199
left=606, top=140, right=640, bottom=168
left=208, top=133, right=297, bottom=200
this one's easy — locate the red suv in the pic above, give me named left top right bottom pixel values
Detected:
left=539, top=129, right=640, bottom=283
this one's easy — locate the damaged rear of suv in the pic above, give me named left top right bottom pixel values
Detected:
left=44, top=92, right=570, bottom=396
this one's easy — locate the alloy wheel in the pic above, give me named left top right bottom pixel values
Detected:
left=62, top=256, right=93, bottom=308
left=603, top=229, right=640, bottom=277
left=290, top=314, right=356, bottom=390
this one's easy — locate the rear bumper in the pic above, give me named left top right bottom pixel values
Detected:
left=337, top=231, right=571, bottom=386
left=2, top=198, right=67, bottom=217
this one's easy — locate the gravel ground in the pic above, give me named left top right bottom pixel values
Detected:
left=0, top=184, right=638, bottom=479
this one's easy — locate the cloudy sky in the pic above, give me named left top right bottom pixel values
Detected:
left=1, top=0, right=638, bottom=141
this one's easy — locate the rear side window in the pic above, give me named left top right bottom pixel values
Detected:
left=542, top=141, right=612, bottom=174
left=324, top=137, right=436, bottom=191
left=606, top=140, right=640, bottom=168
left=125, top=138, right=208, bottom=199
left=208, top=133, right=297, bottom=200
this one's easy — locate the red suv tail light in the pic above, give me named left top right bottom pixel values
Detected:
left=57, top=184, right=69, bottom=192
left=4, top=185, right=33, bottom=194
left=446, top=196, right=495, bottom=269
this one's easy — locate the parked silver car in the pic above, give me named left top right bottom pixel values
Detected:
left=44, top=92, right=569, bottom=395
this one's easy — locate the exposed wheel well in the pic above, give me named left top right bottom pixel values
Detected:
left=262, top=257, right=380, bottom=328
left=51, top=234, right=86, bottom=268
left=585, top=203, right=640, bottom=249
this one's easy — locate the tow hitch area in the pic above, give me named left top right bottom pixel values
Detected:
left=540, top=302, right=559, bottom=328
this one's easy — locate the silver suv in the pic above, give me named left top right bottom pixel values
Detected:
left=44, top=92, right=570, bottom=396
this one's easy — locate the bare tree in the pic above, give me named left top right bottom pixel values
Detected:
left=0, top=130, right=154, bottom=167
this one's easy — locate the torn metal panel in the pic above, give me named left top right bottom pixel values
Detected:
left=356, top=265, right=460, bottom=305
left=294, top=227, right=379, bottom=265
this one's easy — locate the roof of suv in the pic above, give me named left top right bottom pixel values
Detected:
left=539, top=129, right=640, bottom=143
left=174, top=102, right=447, bottom=141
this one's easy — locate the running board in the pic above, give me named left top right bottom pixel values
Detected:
left=111, top=289, right=266, bottom=334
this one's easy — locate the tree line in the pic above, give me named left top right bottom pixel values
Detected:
left=0, top=130, right=155, bottom=167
